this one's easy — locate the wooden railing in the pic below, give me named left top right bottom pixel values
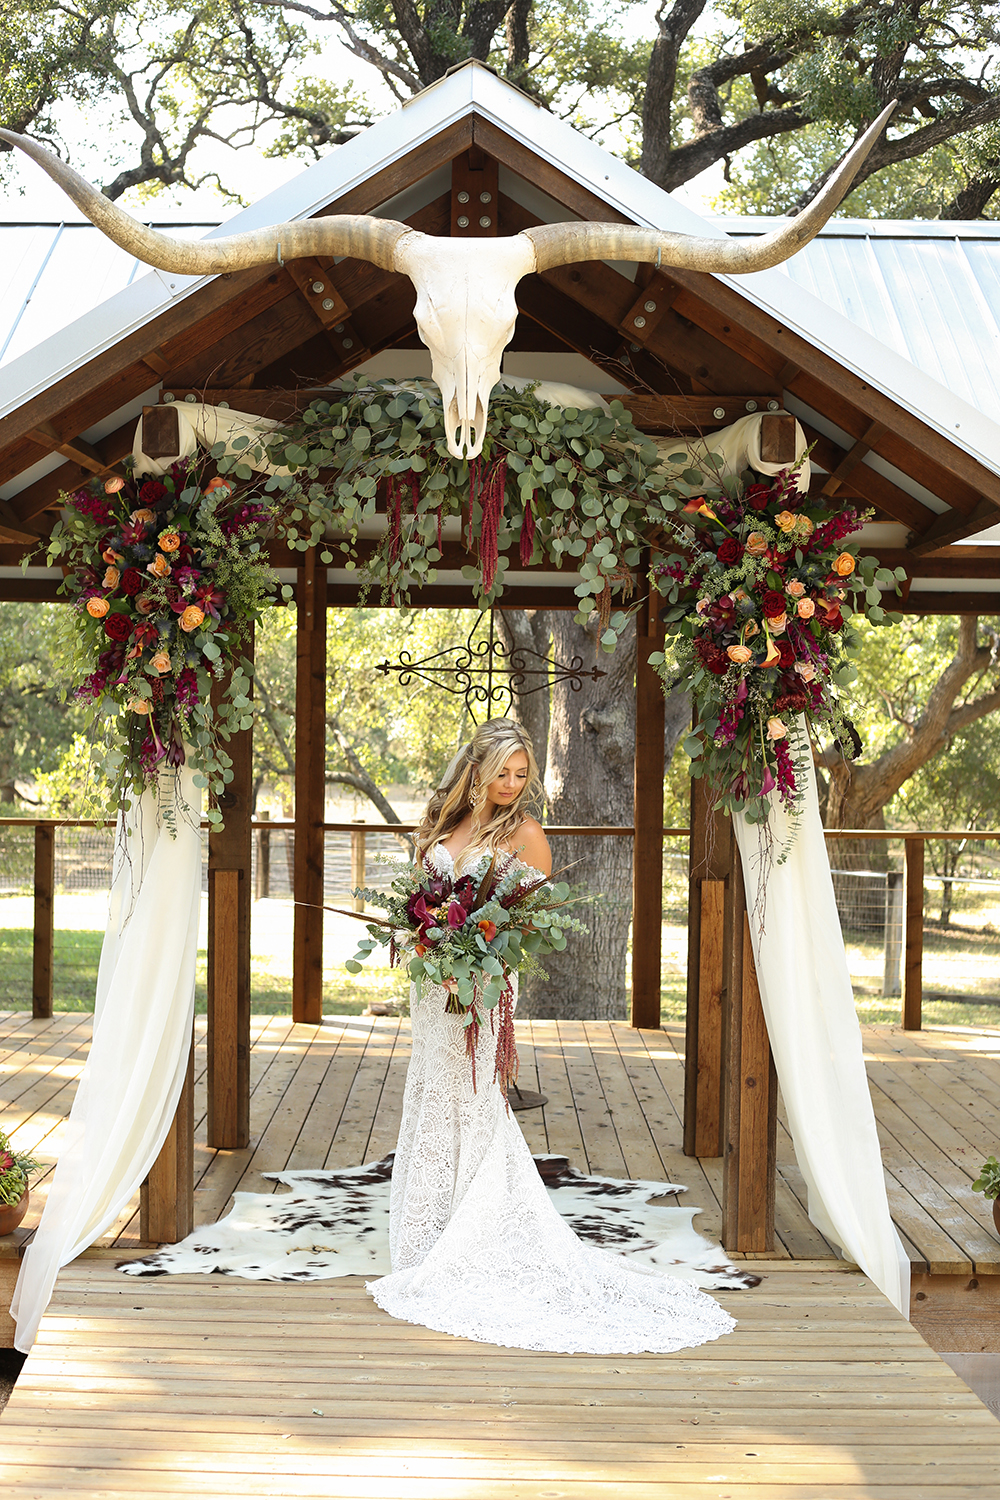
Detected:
left=4, top=817, right=998, bottom=1029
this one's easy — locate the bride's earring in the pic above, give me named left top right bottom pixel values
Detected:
left=469, top=779, right=487, bottom=815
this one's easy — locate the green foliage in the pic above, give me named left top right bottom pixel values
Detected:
left=972, top=1154, right=1000, bottom=1200
left=0, top=1126, right=39, bottom=1205
left=0, top=602, right=84, bottom=803
left=263, top=377, right=674, bottom=653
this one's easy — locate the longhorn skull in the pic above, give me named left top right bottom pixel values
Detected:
left=0, top=108, right=894, bottom=459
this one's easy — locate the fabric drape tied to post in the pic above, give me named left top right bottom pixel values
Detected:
left=10, top=767, right=202, bottom=1351
left=732, top=730, right=909, bottom=1316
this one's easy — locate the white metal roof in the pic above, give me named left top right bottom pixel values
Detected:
left=2, top=60, right=1000, bottom=569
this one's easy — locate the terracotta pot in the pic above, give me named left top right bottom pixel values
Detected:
left=994, top=1197, right=1000, bottom=1238
left=0, top=1189, right=29, bottom=1238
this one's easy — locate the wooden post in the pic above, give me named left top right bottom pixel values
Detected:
left=351, top=820, right=366, bottom=912
left=903, top=837, right=924, bottom=1031
left=140, top=1026, right=194, bottom=1243
left=32, top=823, right=55, bottom=1019
left=883, top=871, right=903, bottom=998
left=255, top=811, right=271, bottom=901
left=721, top=863, right=777, bottom=1253
left=631, top=579, right=665, bottom=1028
left=293, top=549, right=327, bottom=1024
left=683, top=777, right=730, bottom=1158
left=206, top=626, right=253, bottom=1149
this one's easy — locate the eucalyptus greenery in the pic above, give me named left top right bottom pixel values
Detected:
left=241, top=377, right=678, bottom=653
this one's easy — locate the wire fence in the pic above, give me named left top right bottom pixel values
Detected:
left=2, top=819, right=999, bottom=1019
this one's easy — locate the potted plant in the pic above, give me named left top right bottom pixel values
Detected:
left=972, top=1156, right=1000, bottom=1236
left=0, top=1129, right=39, bottom=1237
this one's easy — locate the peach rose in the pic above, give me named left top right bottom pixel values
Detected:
left=85, top=597, right=110, bottom=619
left=797, top=515, right=815, bottom=536
left=128, top=698, right=151, bottom=715
left=766, top=717, right=788, bottom=740
left=103, top=566, right=120, bottom=589
left=130, top=508, right=155, bottom=525
left=147, top=553, right=172, bottom=579
left=179, top=605, right=205, bottom=633
left=766, top=612, right=787, bottom=633
left=727, top=644, right=752, bottom=665
left=157, top=531, right=181, bottom=553
left=786, top=580, right=806, bottom=598
left=775, top=510, right=797, bottom=533
left=104, top=476, right=126, bottom=494
left=135, top=595, right=155, bottom=615
left=743, top=619, right=759, bottom=638
left=794, top=661, right=816, bottom=682
left=833, top=552, right=856, bottom=576
left=797, top=597, right=816, bottom=619
left=150, top=651, right=172, bottom=675
left=746, top=532, right=769, bottom=557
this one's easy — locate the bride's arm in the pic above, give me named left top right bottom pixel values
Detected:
left=513, top=817, right=552, bottom=878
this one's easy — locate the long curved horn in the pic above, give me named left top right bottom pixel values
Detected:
left=0, top=129, right=409, bottom=272
left=524, top=101, right=897, bottom=274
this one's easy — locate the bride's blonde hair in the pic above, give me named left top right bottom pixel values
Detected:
left=415, top=717, right=542, bottom=862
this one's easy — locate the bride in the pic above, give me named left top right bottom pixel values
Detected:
left=366, top=717, right=735, bottom=1354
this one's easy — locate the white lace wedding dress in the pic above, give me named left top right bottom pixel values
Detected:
left=366, top=844, right=736, bottom=1354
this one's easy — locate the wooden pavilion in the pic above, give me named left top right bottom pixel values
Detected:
left=3, top=60, right=1000, bottom=1262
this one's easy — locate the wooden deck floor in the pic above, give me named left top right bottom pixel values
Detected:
left=2, top=1010, right=1000, bottom=1276
left=3, top=1257, right=1000, bottom=1497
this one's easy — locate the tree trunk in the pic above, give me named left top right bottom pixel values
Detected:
left=517, top=612, right=636, bottom=1020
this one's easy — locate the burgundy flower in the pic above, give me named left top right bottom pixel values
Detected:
left=744, top=483, right=771, bottom=512
left=717, top=538, right=743, bottom=566
left=139, top=480, right=168, bottom=506
left=103, top=612, right=133, bottom=642
left=694, top=636, right=729, bottom=676
left=762, top=590, right=786, bottom=618
left=777, top=640, right=795, bottom=669
left=121, top=567, right=143, bottom=596
left=175, top=667, right=200, bottom=709
left=446, top=901, right=467, bottom=929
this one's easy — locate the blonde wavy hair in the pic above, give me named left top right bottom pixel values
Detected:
left=415, top=718, right=542, bottom=863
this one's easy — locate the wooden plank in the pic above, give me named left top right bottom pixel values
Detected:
left=904, top=837, right=925, bottom=1030
left=292, top=549, right=327, bottom=1024
left=324, top=1022, right=400, bottom=1168
left=556, top=1019, right=628, bottom=1176
left=631, top=579, right=664, bottom=1028
left=32, top=822, right=55, bottom=1018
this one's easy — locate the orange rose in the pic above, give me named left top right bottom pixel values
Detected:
left=150, top=651, right=172, bottom=675
left=766, top=612, right=787, bottom=633
left=797, top=515, right=815, bottom=536
left=727, top=644, right=752, bottom=665
left=775, top=510, right=797, bottom=533
left=130, top=508, right=155, bottom=525
left=766, top=717, right=788, bottom=740
left=128, top=697, right=151, bottom=715
left=833, top=553, right=856, bottom=576
left=85, top=597, right=110, bottom=619
left=797, top=597, right=816, bottom=619
left=147, top=553, right=171, bottom=579
left=743, top=619, right=759, bottom=638
left=135, top=595, right=155, bottom=615
left=158, top=531, right=181, bottom=553
left=786, top=580, right=806, bottom=598
left=746, top=532, right=768, bottom=557
left=103, top=566, right=120, bottom=589
left=179, top=605, right=205, bottom=633
left=104, top=476, right=125, bottom=494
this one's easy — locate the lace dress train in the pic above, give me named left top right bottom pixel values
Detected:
left=366, top=850, right=735, bottom=1353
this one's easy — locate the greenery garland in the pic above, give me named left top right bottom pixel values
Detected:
left=253, top=376, right=677, bottom=653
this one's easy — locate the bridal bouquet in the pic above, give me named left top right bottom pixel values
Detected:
left=345, top=854, right=587, bottom=1099
left=651, top=467, right=905, bottom=840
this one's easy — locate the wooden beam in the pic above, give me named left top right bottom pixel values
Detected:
left=8, top=416, right=138, bottom=526
left=206, top=628, right=254, bottom=1149
left=293, top=551, right=327, bottom=1024
left=631, top=579, right=664, bottom=1029
left=722, top=903, right=777, bottom=1253
left=32, top=824, right=54, bottom=1020
left=799, top=422, right=938, bottom=534
left=684, top=776, right=731, bottom=1158
left=903, top=838, right=924, bottom=1032
left=451, top=148, right=499, bottom=236
left=910, top=496, right=1000, bottom=555
left=820, top=421, right=887, bottom=496
left=140, top=1029, right=194, bottom=1244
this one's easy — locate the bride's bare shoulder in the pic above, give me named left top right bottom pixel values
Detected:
left=509, top=817, right=551, bottom=876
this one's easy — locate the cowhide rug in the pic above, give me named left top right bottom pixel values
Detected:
left=120, top=1154, right=760, bottom=1290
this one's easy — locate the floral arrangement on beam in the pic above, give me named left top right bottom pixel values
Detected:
left=650, top=461, right=905, bottom=841
left=40, top=461, right=283, bottom=824
left=261, top=377, right=673, bottom=651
